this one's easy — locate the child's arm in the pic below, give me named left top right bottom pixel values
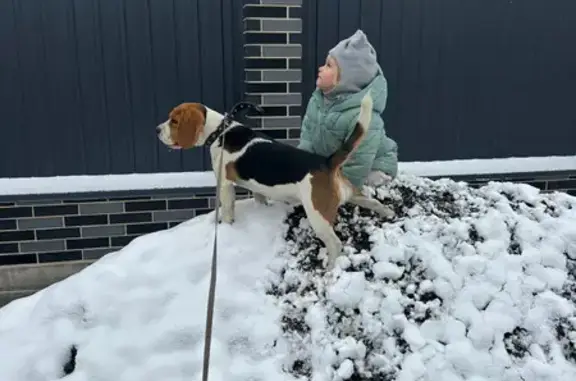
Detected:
left=297, top=113, right=314, bottom=153
left=337, top=111, right=381, bottom=188
left=373, top=135, right=398, bottom=178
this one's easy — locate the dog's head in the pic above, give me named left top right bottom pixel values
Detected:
left=156, top=103, right=207, bottom=149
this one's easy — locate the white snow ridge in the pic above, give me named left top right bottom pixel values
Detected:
left=1, top=175, right=576, bottom=381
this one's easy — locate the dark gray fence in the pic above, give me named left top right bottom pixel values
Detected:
left=0, top=0, right=244, bottom=178
left=302, top=0, right=576, bottom=162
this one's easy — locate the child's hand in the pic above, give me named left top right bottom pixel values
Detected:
left=365, top=170, right=392, bottom=187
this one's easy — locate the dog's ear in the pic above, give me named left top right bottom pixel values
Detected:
left=177, top=103, right=206, bottom=148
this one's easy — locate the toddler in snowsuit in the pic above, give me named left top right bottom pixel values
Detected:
left=298, top=30, right=398, bottom=189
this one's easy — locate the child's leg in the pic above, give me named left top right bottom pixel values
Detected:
left=365, top=170, right=392, bottom=187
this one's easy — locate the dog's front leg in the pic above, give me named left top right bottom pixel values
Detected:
left=219, top=181, right=236, bottom=224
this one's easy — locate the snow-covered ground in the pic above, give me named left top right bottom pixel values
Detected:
left=1, top=175, right=576, bottom=381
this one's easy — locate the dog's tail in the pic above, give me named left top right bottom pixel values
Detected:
left=327, top=91, right=373, bottom=170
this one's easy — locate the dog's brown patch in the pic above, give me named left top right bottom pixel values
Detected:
left=310, top=169, right=341, bottom=224
left=225, top=162, right=239, bottom=182
left=168, top=103, right=206, bottom=148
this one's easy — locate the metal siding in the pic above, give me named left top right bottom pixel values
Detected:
left=147, top=0, right=181, bottom=174
left=98, top=0, right=137, bottom=174
left=173, top=0, right=205, bottom=173
left=0, top=0, right=20, bottom=177
left=0, top=0, right=244, bottom=178
left=198, top=0, right=226, bottom=169
left=74, top=0, right=112, bottom=175
left=302, top=0, right=576, bottom=162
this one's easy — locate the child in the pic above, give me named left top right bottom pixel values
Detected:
left=298, top=30, right=398, bottom=189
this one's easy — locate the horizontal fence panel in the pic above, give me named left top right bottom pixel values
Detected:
left=0, top=0, right=244, bottom=178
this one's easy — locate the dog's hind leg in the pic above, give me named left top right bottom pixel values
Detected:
left=347, top=194, right=395, bottom=219
left=301, top=194, right=342, bottom=269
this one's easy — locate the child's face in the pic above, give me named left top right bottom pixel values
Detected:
left=316, top=56, right=339, bottom=92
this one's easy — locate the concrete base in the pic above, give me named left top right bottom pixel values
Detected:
left=0, top=260, right=94, bottom=308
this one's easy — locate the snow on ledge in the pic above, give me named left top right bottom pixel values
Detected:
left=400, top=155, right=576, bottom=177
left=0, top=172, right=216, bottom=197
left=0, top=155, right=575, bottom=197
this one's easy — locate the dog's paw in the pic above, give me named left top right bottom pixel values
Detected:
left=218, top=211, right=235, bottom=224
left=254, top=193, right=268, bottom=206
left=322, top=249, right=344, bottom=271
left=374, top=205, right=395, bottom=220
left=381, top=206, right=395, bottom=219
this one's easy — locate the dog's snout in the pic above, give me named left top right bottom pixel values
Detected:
left=156, top=125, right=161, bottom=133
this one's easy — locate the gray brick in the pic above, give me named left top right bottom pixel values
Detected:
left=20, top=240, right=66, bottom=253
left=261, top=0, right=302, bottom=5
left=17, top=199, right=63, bottom=206
left=153, top=209, right=196, bottom=222
left=18, top=217, right=63, bottom=230
left=80, top=202, right=124, bottom=215
left=82, top=225, right=126, bottom=238
left=262, top=45, right=301, bottom=58
left=288, top=127, right=301, bottom=139
left=151, top=193, right=195, bottom=200
left=83, top=247, right=120, bottom=260
left=262, top=93, right=301, bottom=105
left=283, top=139, right=300, bottom=147
left=262, top=116, right=302, bottom=128
left=262, top=69, right=301, bottom=82
left=245, top=70, right=262, bottom=81
left=261, top=19, right=302, bottom=33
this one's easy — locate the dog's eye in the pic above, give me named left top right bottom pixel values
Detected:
left=170, top=118, right=178, bottom=125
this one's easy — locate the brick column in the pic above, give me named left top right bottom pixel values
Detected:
left=242, top=0, right=303, bottom=146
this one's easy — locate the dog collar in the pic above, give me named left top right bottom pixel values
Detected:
left=203, top=101, right=264, bottom=147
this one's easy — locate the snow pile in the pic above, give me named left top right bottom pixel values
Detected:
left=268, top=176, right=576, bottom=381
left=0, top=202, right=295, bottom=381
left=0, top=175, right=575, bottom=381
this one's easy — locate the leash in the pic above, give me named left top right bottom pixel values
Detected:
left=201, top=132, right=223, bottom=381
left=201, top=101, right=264, bottom=381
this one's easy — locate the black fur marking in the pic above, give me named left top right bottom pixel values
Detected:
left=236, top=142, right=330, bottom=186
left=62, top=345, right=77, bottom=376
left=220, top=124, right=267, bottom=153
left=220, top=124, right=330, bottom=186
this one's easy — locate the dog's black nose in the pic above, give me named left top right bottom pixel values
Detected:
left=156, top=125, right=161, bottom=133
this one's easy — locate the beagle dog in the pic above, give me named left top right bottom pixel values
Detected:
left=156, top=93, right=394, bottom=269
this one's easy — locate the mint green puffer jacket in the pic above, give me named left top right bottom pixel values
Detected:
left=298, top=69, right=398, bottom=188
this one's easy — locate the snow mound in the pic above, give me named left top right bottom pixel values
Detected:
left=0, top=201, right=295, bottom=381
left=0, top=174, right=575, bottom=381
left=269, top=176, right=576, bottom=381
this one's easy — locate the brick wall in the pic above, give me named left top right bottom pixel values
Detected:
left=0, top=189, right=249, bottom=266
left=243, top=0, right=303, bottom=145
left=1, top=172, right=575, bottom=267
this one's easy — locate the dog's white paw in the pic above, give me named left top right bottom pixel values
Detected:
left=218, top=209, right=235, bottom=224
left=254, top=193, right=268, bottom=206
left=380, top=206, right=395, bottom=219
left=323, top=248, right=344, bottom=271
